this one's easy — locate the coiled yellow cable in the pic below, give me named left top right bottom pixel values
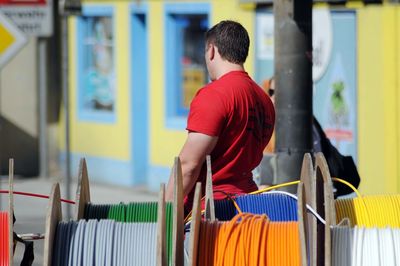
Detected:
left=250, top=180, right=301, bottom=195
left=336, top=195, right=400, bottom=227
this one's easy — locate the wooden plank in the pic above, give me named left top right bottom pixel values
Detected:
left=300, top=153, right=313, bottom=207
left=315, top=152, right=335, bottom=266
left=172, top=157, right=184, bottom=266
left=204, top=155, right=215, bottom=221
left=315, top=154, right=325, bottom=266
left=74, top=158, right=91, bottom=220
left=315, top=153, right=336, bottom=224
left=297, top=182, right=308, bottom=266
left=8, top=159, right=14, bottom=265
left=310, top=155, right=318, bottom=266
left=157, top=184, right=167, bottom=266
left=43, top=183, right=62, bottom=266
left=299, top=154, right=314, bottom=266
left=189, top=182, right=202, bottom=266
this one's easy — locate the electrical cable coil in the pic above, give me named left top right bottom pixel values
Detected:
left=331, top=226, right=400, bottom=266
left=213, top=193, right=298, bottom=222
left=336, top=195, right=400, bottom=227
left=52, top=220, right=158, bottom=266
left=84, top=202, right=173, bottom=265
left=197, top=213, right=301, bottom=266
left=0, top=211, right=10, bottom=266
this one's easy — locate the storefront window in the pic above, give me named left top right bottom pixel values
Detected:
left=178, top=15, right=208, bottom=113
left=77, top=7, right=115, bottom=122
left=165, top=4, right=210, bottom=128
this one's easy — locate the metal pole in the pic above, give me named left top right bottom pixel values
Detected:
left=38, top=38, right=49, bottom=178
left=274, top=0, right=313, bottom=193
left=61, top=15, right=71, bottom=218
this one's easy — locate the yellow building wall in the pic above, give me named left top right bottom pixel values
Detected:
left=149, top=0, right=257, bottom=167
left=397, top=6, right=400, bottom=194
left=358, top=5, right=400, bottom=194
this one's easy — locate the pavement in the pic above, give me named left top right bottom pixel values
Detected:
left=0, top=175, right=158, bottom=266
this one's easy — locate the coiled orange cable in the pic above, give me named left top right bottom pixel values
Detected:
left=0, top=211, right=10, bottom=266
left=197, top=213, right=301, bottom=266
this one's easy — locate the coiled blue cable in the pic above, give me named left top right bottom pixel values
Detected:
left=214, top=199, right=236, bottom=221
left=214, top=192, right=298, bottom=222
left=235, top=193, right=298, bottom=221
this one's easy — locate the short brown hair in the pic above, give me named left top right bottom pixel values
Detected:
left=205, top=20, right=250, bottom=64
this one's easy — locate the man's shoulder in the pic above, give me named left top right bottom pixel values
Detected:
left=196, top=82, right=225, bottom=97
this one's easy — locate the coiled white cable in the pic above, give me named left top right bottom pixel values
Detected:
left=333, top=227, right=400, bottom=266
left=52, top=220, right=158, bottom=266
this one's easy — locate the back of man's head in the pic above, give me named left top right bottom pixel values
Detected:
left=205, top=20, right=250, bottom=65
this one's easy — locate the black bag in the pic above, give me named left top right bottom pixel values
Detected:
left=13, top=214, right=34, bottom=266
left=325, top=144, right=360, bottom=196
left=313, top=118, right=361, bottom=196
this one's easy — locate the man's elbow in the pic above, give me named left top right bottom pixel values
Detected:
left=180, top=157, right=203, bottom=178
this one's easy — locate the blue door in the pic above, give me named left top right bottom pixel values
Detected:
left=131, top=7, right=148, bottom=184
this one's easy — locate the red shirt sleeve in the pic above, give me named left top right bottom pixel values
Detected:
left=186, top=87, right=226, bottom=137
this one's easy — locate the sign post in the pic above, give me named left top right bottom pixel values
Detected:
left=59, top=0, right=82, bottom=218
left=1, top=0, right=53, bottom=181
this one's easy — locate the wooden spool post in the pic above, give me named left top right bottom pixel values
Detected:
left=299, top=153, right=314, bottom=213
left=297, top=182, right=308, bottom=266
left=157, top=184, right=167, bottom=266
left=315, top=152, right=336, bottom=266
left=188, top=182, right=202, bottom=266
left=43, top=183, right=62, bottom=266
left=74, top=158, right=91, bottom=220
left=310, top=157, right=317, bottom=266
left=204, top=155, right=215, bottom=221
left=172, top=157, right=184, bottom=266
left=8, top=159, right=14, bottom=265
left=314, top=154, right=326, bottom=266
left=298, top=153, right=314, bottom=266
left=315, top=153, right=335, bottom=225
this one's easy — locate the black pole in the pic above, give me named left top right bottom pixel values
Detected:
left=274, top=0, right=313, bottom=193
left=61, top=15, right=71, bottom=219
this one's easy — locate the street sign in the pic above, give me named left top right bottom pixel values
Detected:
left=0, top=0, right=53, bottom=37
left=0, top=11, right=27, bottom=68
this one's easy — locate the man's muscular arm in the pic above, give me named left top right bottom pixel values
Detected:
left=166, top=132, right=218, bottom=201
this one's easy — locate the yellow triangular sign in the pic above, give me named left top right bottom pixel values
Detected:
left=0, top=11, right=27, bottom=68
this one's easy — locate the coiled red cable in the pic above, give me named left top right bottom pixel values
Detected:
left=0, top=211, right=10, bottom=266
left=0, top=190, right=75, bottom=204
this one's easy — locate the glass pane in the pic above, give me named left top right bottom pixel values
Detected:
left=177, top=15, right=208, bottom=113
left=82, top=16, right=115, bottom=112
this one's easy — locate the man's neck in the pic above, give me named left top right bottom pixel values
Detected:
left=215, top=62, right=245, bottom=80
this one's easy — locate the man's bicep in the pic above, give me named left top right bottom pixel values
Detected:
left=179, top=132, right=218, bottom=163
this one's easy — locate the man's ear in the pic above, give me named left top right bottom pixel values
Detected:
left=208, top=44, right=215, bottom=61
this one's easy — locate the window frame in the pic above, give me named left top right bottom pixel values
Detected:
left=76, top=5, right=116, bottom=123
left=164, top=3, right=211, bottom=129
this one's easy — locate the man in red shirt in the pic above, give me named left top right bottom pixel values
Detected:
left=166, top=20, right=275, bottom=213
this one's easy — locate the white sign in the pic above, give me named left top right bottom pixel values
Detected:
left=256, top=14, right=274, bottom=60
left=0, top=0, right=53, bottom=37
left=313, top=8, right=333, bottom=82
left=256, top=9, right=333, bottom=82
left=0, top=11, right=27, bottom=68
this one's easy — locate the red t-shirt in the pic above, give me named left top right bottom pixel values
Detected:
left=184, top=71, right=275, bottom=211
